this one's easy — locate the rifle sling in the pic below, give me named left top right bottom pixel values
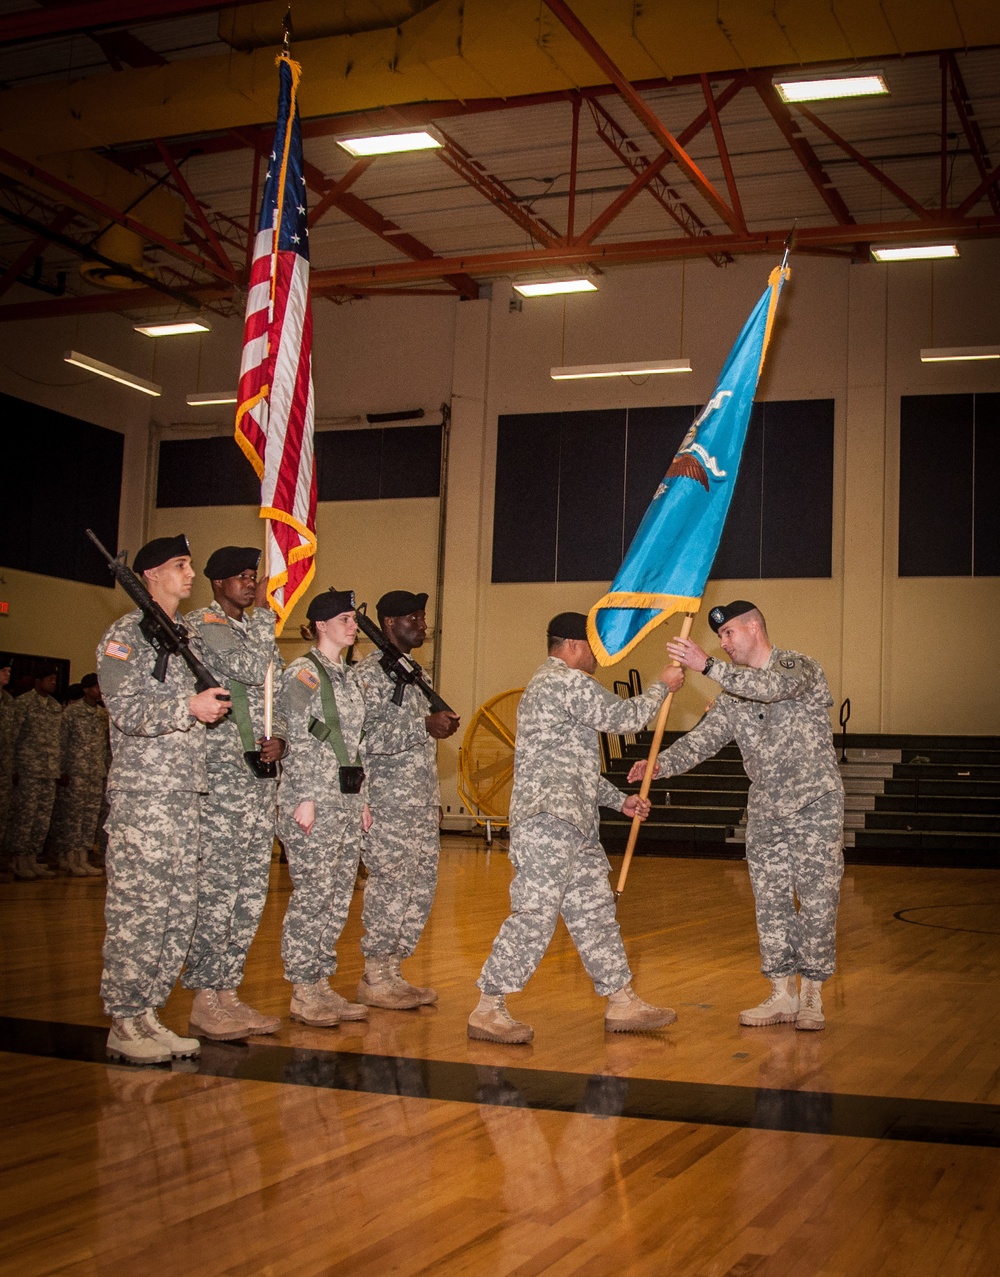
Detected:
left=304, top=652, right=362, bottom=768
left=226, top=679, right=258, bottom=755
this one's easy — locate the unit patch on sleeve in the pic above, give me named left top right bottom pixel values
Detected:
left=104, top=640, right=132, bottom=661
left=780, top=658, right=797, bottom=669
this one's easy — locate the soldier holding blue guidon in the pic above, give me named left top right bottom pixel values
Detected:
left=630, top=600, right=845, bottom=1032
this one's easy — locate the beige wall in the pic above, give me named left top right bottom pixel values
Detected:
left=2, top=244, right=999, bottom=810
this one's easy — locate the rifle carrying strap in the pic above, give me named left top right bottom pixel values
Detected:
left=304, top=652, right=362, bottom=767
left=227, top=679, right=257, bottom=754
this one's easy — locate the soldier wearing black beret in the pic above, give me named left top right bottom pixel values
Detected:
left=630, top=601, right=845, bottom=1031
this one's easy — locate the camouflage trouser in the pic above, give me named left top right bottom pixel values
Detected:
left=1, top=775, right=57, bottom=862
left=101, top=791, right=201, bottom=1017
left=0, top=762, right=13, bottom=850
left=360, top=805, right=439, bottom=959
left=183, top=773, right=276, bottom=991
left=478, top=813, right=631, bottom=998
left=745, top=788, right=844, bottom=982
left=278, top=800, right=362, bottom=985
left=48, top=774, right=105, bottom=860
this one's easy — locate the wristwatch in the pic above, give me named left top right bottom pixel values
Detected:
left=702, top=656, right=716, bottom=676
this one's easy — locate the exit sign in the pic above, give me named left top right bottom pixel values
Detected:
left=0, top=601, right=8, bottom=614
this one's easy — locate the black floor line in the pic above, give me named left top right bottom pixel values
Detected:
left=2, top=1015, right=998, bottom=1148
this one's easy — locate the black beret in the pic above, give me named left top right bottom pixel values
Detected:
left=35, top=662, right=59, bottom=678
left=80, top=672, right=99, bottom=689
left=547, top=611, right=589, bottom=641
left=66, top=683, right=83, bottom=702
left=133, top=534, right=190, bottom=574
left=0, top=652, right=11, bottom=669
left=376, top=590, right=428, bottom=619
left=306, top=588, right=356, bottom=622
left=707, top=600, right=757, bottom=633
left=204, top=545, right=260, bottom=580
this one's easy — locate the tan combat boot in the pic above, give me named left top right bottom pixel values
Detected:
left=320, top=987, right=368, bottom=1022
left=467, top=993, right=534, bottom=1044
left=739, top=976, right=799, bottom=1027
left=290, top=980, right=341, bottom=1027
left=140, top=1009, right=201, bottom=1058
left=216, top=989, right=281, bottom=1035
left=77, top=848, right=103, bottom=877
left=12, top=856, right=37, bottom=880
left=604, top=985, right=677, bottom=1033
left=31, top=860, right=56, bottom=879
left=356, top=957, right=421, bottom=1010
left=189, top=989, right=251, bottom=1041
left=106, top=1015, right=171, bottom=1065
left=795, top=978, right=826, bottom=1031
left=65, top=850, right=89, bottom=878
left=389, top=954, right=438, bottom=1006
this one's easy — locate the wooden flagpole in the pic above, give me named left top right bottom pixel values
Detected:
left=614, top=611, right=694, bottom=899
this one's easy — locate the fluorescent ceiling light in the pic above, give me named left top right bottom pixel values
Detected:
left=920, top=346, right=1000, bottom=363
left=134, top=320, right=211, bottom=337
left=513, top=277, right=599, bottom=297
left=336, top=129, right=443, bottom=157
left=186, top=391, right=238, bottom=405
left=64, top=350, right=161, bottom=397
left=774, top=72, right=888, bottom=103
left=552, top=359, right=692, bottom=380
left=871, top=244, right=959, bottom=262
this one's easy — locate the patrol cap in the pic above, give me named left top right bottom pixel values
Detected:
left=547, top=611, right=589, bottom=642
left=204, top=546, right=260, bottom=580
left=708, top=599, right=757, bottom=633
left=306, top=588, right=356, bottom=622
left=376, top=590, right=428, bottom=620
left=133, top=534, right=190, bottom=575
left=80, top=672, right=99, bottom=689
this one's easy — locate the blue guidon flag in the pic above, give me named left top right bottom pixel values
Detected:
left=588, top=263, right=790, bottom=666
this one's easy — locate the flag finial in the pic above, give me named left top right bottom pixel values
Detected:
left=282, top=6, right=293, bottom=52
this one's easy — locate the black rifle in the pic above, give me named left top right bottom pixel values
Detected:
left=354, top=604, right=454, bottom=713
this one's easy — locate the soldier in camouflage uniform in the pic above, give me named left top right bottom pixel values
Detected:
left=469, top=612, right=685, bottom=1045
left=98, top=534, right=231, bottom=1065
left=0, top=654, right=16, bottom=878
left=182, top=546, right=286, bottom=1040
left=2, top=664, right=63, bottom=880
left=50, top=673, right=109, bottom=876
left=630, top=600, right=844, bottom=1032
left=276, top=588, right=370, bottom=1029
left=355, top=590, right=460, bottom=1011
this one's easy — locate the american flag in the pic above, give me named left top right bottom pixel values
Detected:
left=235, top=52, right=317, bottom=635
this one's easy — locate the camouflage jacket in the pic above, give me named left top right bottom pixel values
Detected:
left=355, top=651, right=439, bottom=809
left=276, top=648, right=367, bottom=809
left=184, top=601, right=286, bottom=779
left=97, top=609, right=209, bottom=794
left=9, top=689, right=63, bottom=779
left=0, top=687, right=17, bottom=778
left=59, top=701, right=110, bottom=779
left=655, top=647, right=844, bottom=818
left=510, top=657, right=668, bottom=835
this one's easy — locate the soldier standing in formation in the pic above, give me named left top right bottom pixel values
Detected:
left=182, top=546, right=286, bottom=1041
left=469, top=611, right=685, bottom=1045
left=629, top=600, right=845, bottom=1031
left=97, top=535, right=231, bottom=1065
left=50, top=672, right=108, bottom=876
left=276, top=588, right=370, bottom=1029
left=2, top=664, right=63, bottom=880
left=355, top=590, right=460, bottom=1011
left=0, top=653, right=15, bottom=879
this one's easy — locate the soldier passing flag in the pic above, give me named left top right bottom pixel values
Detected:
left=235, top=48, right=317, bottom=635
left=588, top=259, right=791, bottom=894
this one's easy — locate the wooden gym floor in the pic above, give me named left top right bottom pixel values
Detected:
left=1, top=838, right=999, bottom=1276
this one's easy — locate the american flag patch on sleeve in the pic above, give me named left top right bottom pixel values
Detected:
left=104, top=640, right=132, bottom=661
left=296, top=667, right=320, bottom=689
